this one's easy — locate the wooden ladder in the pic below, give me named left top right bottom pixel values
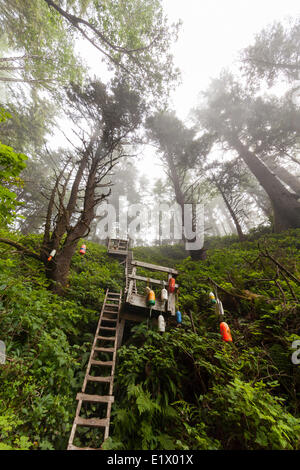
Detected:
left=67, top=289, right=122, bottom=450
left=125, top=250, right=137, bottom=294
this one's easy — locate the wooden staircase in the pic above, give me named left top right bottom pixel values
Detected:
left=67, top=289, right=122, bottom=450
left=125, top=250, right=137, bottom=295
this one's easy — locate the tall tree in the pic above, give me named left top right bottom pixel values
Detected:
left=0, top=0, right=85, bottom=87
left=43, top=0, right=180, bottom=101
left=0, top=90, right=58, bottom=233
left=42, top=79, right=145, bottom=291
left=194, top=73, right=300, bottom=232
left=240, top=18, right=300, bottom=87
left=0, top=79, right=145, bottom=292
left=209, top=160, right=248, bottom=241
left=146, top=111, right=209, bottom=258
left=264, top=155, right=300, bottom=196
left=93, top=157, right=142, bottom=242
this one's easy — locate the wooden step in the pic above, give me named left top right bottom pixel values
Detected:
left=68, top=444, right=100, bottom=451
left=96, top=336, right=116, bottom=341
left=87, top=375, right=113, bottom=383
left=76, top=393, right=114, bottom=403
left=75, top=417, right=109, bottom=428
left=107, top=292, right=120, bottom=296
left=90, top=359, right=113, bottom=366
left=101, top=317, right=117, bottom=322
left=94, top=347, right=115, bottom=353
left=99, top=326, right=116, bottom=331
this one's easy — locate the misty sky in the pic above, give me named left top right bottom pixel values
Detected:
left=163, top=0, right=300, bottom=120
left=61, top=1, right=300, bottom=185
left=138, top=0, right=300, bottom=182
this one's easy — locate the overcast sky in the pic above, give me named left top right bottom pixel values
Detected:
left=67, top=1, right=300, bottom=183
left=162, top=0, right=300, bottom=120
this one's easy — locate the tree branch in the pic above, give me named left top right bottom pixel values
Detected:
left=0, top=238, right=42, bottom=261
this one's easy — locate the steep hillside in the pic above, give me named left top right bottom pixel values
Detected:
left=0, top=229, right=300, bottom=449
left=108, top=229, right=300, bottom=450
left=0, top=231, right=123, bottom=450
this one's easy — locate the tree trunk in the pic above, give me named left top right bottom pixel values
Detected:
left=45, top=243, right=77, bottom=294
left=264, top=156, right=300, bottom=195
left=43, top=160, right=99, bottom=293
left=234, top=140, right=300, bottom=232
left=249, top=189, right=272, bottom=219
left=165, top=153, right=206, bottom=259
left=213, top=177, right=246, bottom=241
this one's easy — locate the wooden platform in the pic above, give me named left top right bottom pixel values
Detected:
left=107, top=238, right=129, bottom=256
left=125, top=259, right=178, bottom=317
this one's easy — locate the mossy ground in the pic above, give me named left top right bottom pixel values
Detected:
left=0, top=228, right=299, bottom=449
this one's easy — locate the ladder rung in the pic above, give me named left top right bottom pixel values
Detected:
left=76, top=393, right=114, bottom=403
left=94, top=347, right=115, bottom=353
left=96, top=336, right=116, bottom=341
left=107, top=293, right=120, bottom=297
left=90, top=359, right=113, bottom=366
left=68, top=445, right=100, bottom=451
left=101, top=317, right=117, bottom=322
left=87, top=375, right=113, bottom=383
left=75, top=417, right=109, bottom=428
left=99, top=326, right=116, bottom=331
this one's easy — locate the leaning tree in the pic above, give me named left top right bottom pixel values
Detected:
left=0, top=79, right=145, bottom=292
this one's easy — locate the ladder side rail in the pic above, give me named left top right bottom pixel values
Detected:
left=104, top=289, right=122, bottom=441
left=81, top=288, right=109, bottom=393
left=67, top=289, right=109, bottom=449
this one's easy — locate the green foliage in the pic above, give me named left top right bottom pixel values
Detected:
left=68, top=241, right=123, bottom=310
left=1, top=229, right=300, bottom=450
left=0, top=233, right=122, bottom=449
left=133, top=243, right=186, bottom=268
left=106, top=319, right=300, bottom=449
left=0, top=0, right=85, bottom=87
left=0, top=109, right=27, bottom=226
left=209, top=378, right=300, bottom=449
left=105, top=230, right=300, bottom=450
left=61, top=0, right=181, bottom=100
left=0, top=412, right=33, bottom=450
left=240, top=18, right=300, bottom=86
